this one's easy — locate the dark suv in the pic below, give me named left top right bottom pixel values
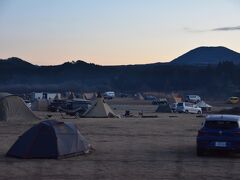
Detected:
left=197, top=115, right=240, bottom=156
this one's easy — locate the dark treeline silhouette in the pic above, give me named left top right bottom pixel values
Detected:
left=0, top=57, right=240, bottom=97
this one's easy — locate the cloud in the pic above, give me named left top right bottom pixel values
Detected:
left=184, top=25, right=240, bottom=33
left=212, top=26, right=240, bottom=31
left=183, top=28, right=206, bottom=33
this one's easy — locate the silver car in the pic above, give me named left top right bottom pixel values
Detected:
left=177, top=102, right=202, bottom=114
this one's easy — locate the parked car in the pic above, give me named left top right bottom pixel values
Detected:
left=103, top=91, right=115, bottom=99
left=171, top=103, right=177, bottom=112
left=176, top=102, right=202, bottom=114
left=185, top=95, right=201, bottom=103
left=118, top=93, right=128, bottom=98
left=145, top=95, right=157, bottom=101
left=152, top=98, right=168, bottom=105
left=197, top=115, right=240, bottom=156
left=48, top=100, right=65, bottom=112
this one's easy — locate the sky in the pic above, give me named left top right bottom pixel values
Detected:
left=0, top=0, right=240, bottom=65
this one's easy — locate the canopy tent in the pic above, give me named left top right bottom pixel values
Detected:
left=196, top=101, right=212, bottom=112
left=134, top=93, right=144, bottom=100
left=0, top=93, right=39, bottom=122
left=7, top=120, right=91, bottom=159
left=83, top=94, right=118, bottom=118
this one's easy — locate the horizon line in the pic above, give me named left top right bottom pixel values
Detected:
left=1, top=45, right=239, bottom=66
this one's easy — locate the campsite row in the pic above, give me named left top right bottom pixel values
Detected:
left=1, top=91, right=240, bottom=158
left=24, top=92, right=214, bottom=117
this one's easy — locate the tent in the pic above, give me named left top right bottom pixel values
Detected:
left=83, top=94, right=118, bottom=118
left=196, top=101, right=212, bottom=112
left=83, top=93, right=96, bottom=100
left=134, top=93, right=144, bottom=100
left=6, top=120, right=91, bottom=159
left=0, top=93, right=39, bottom=122
left=68, top=92, right=76, bottom=100
left=31, top=99, right=49, bottom=111
left=156, top=102, right=172, bottom=113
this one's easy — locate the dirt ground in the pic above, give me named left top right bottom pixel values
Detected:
left=1, top=102, right=240, bottom=180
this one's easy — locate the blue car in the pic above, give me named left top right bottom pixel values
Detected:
left=197, top=114, right=240, bottom=156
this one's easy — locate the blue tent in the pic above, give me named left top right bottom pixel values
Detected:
left=7, top=120, right=91, bottom=159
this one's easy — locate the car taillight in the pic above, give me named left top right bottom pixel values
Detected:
left=233, top=131, right=240, bottom=135
left=198, top=130, right=207, bottom=136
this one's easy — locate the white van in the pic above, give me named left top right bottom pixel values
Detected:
left=103, top=91, right=115, bottom=99
left=177, top=102, right=202, bottom=114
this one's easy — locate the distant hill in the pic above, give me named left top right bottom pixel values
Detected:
left=1, top=47, right=240, bottom=96
left=170, top=46, right=240, bottom=65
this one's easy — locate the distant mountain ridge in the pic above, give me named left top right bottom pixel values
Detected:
left=1, top=46, right=240, bottom=94
left=2, top=46, right=240, bottom=67
left=170, top=46, right=240, bottom=65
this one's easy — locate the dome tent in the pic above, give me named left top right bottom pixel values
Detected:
left=156, top=100, right=172, bottom=113
left=0, top=93, right=39, bottom=122
left=156, top=104, right=172, bottom=113
left=7, top=120, right=91, bottom=159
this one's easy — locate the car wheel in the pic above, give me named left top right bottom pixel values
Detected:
left=197, top=111, right=201, bottom=114
left=197, top=147, right=205, bottom=156
left=185, top=110, right=189, bottom=114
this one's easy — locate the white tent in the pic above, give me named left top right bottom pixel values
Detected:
left=83, top=95, right=118, bottom=118
left=196, top=101, right=212, bottom=112
left=0, top=93, right=39, bottom=121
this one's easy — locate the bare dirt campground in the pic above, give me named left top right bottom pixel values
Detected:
left=1, top=111, right=240, bottom=180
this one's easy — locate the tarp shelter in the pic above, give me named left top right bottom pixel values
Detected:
left=68, top=92, right=76, bottom=100
left=156, top=102, right=172, bottom=113
left=54, top=94, right=61, bottom=100
left=83, top=95, right=118, bottom=118
left=0, top=93, right=39, bottom=122
left=134, top=93, right=144, bottom=100
left=7, top=120, right=91, bottom=159
left=196, top=101, right=212, bottom=112
left=83, top=93, right=96, bottom=100
left=171, top=93, right=182, bottom=103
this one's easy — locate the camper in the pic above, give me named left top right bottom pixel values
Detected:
left=31, top=92, right=60, bottom=101
left=185, top=95, right=201, bottom=103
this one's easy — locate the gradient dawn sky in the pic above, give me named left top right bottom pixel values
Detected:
left=0, top=0, right=240, bottom=65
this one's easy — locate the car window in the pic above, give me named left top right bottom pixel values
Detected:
left=186, top=102, right=192, bottom=107
left=205, top=121, right=239, bottom=129
left=177, top=103, right=183, bottom=107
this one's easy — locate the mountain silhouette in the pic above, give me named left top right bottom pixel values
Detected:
left=170, top=46, right=240, bottom=65
left=1, top=47, right=240, bottom=95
